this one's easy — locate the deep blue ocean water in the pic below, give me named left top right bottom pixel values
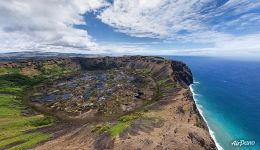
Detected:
left=165, top=56, right=260, bottom=150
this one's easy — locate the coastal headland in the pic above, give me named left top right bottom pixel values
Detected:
left=0, top=56, right=216, bottom=150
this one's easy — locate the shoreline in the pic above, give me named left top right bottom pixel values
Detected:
left=190, top=83, right=224, bottom=150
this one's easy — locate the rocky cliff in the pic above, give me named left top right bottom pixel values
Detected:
left=0, top=56, right=193, bottom=87
left=74, top=56, right=193, bottom=87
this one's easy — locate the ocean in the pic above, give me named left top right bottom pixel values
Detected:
left=165, top=56, right=260, bottom=150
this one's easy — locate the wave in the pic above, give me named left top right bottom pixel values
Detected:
left=193, top=81, right=200, bottom=84
left=190, top=84, right=224, bottom=150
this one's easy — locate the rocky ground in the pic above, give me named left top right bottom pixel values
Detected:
left=28, top=68, right=157, bottom=122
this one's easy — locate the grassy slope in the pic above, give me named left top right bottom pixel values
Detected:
left=0, top=63, right=79, bottom=150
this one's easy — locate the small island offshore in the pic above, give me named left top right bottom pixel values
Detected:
left=0, top=56, right=216, bottom=150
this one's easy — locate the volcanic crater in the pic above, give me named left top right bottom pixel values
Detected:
left=0, top=56, right=217, bottom=150
left=28, top=68, right=157, bottom=122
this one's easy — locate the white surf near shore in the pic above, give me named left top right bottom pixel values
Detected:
left=190, top=83, right=224, bottom=150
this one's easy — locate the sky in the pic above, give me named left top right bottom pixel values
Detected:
left=0, top=0, right=260, bottom=56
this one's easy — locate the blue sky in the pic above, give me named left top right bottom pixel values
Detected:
left=0, top=0, right=260, bottom=56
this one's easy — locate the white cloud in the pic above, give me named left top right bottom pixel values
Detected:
left=98, top=0, right=214, bottom=39
left=98, top=0, right=260, bottom=39
left=98, top=0, right=260, bottom=56
left=0, top=0, right=108, bottom=52
left=0, top=0, right=260, bottom=56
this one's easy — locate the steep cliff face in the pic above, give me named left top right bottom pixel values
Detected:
left=0, top=56, right=193, bottom=87
left=74, top=56, right=193, bottom=87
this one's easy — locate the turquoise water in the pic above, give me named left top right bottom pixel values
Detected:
left=166, top=56, right=260, bottom=150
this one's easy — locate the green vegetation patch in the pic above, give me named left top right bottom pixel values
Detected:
left=0, top=67, right=20, bottom=75
left=92, top=112, right=144, bottom=138
left=0, top=62, right=81, bottom=149
left=136, top=68, right=152, bottom=76
left=0, top=74, right=40, bottom=87
left=91, top=123, right=111, bottom=134
left=28, top=116, right=56, bottom=127
left=0, top=132, right=51, bottom=150
left=9, top=133, right=50, bottom=150
left=136, top=68, right=177, bottom=90
left=109, top=121, right=130, bottom=137
left=41, top=63, right=79, bottom=76
left=0, top=70, right=57, bottom=149
left=157, top=79, right=176, bottom=89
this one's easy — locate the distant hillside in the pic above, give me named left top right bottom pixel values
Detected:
left=0, top=51, right=102, bottom=61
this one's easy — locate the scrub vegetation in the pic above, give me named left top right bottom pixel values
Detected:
left=92, top=112, right=144, bottom=138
